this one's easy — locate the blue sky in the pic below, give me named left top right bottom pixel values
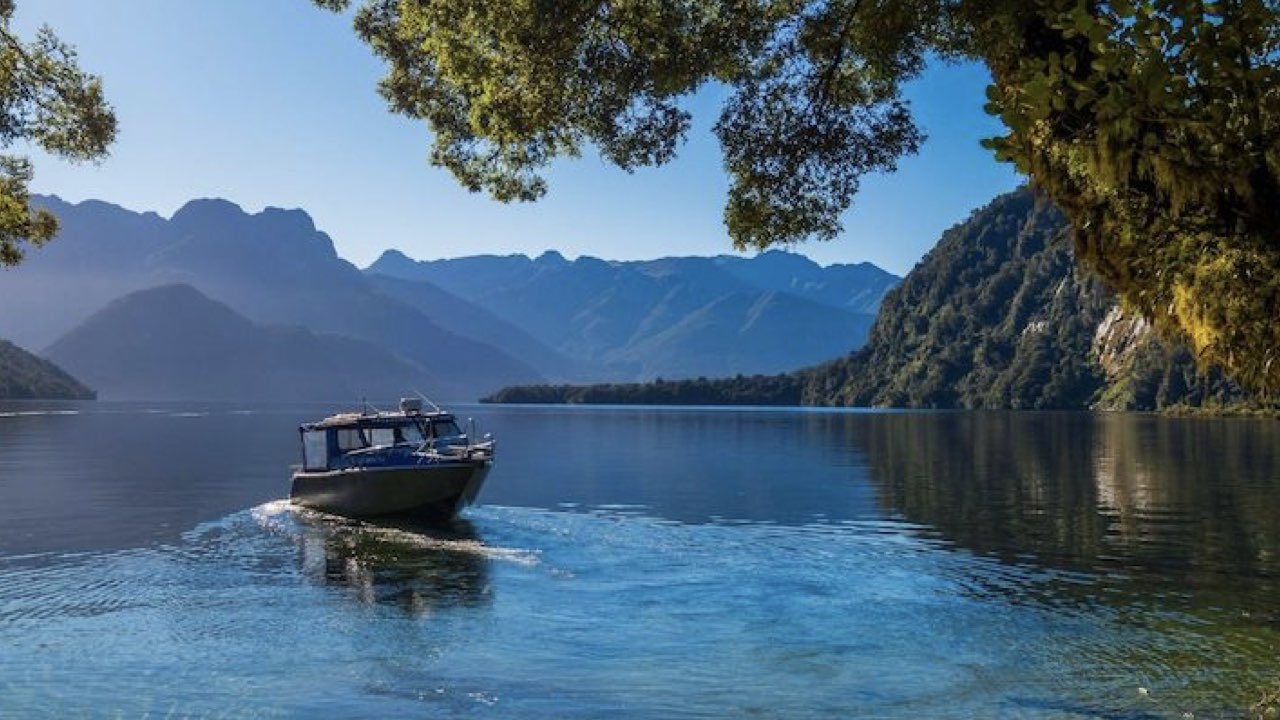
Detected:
left=14, top=1, right=1020, bottom=275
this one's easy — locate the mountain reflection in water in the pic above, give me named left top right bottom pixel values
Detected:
left=853, top=414, right=1279, bottom=574
left=852, top=412, right=1280, bottom=623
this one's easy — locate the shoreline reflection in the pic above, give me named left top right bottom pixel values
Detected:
left=853, top=413, right=1280, bottom=581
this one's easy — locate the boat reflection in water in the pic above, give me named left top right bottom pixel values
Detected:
left=292, top=512, right=493, bottom=616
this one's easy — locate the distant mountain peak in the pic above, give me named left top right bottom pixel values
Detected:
left=82, top=282, right=252, bottom=335
left=32, top=194, right=163, bottom=222
left=121, top=282, right=215, bottom=303
left=259, top=206, right=317, bottom=234
left=535, top=250, right=567, bottom=265
left=750, top=250, right=822, bottom=277
left=163, top=197, right=339, bottom=266
left=376, top=248, right=414, bottom=263
left=40, top=282, right=453, bottom=402
left=170, top=197, right=245, bottom=225
left=368, top=248, right=418, bottom=275
left=31, top=192, right=67, bottom=209
left=756, top=248, right=815, bottom=264
left=169, top=199, right=320, bottom=239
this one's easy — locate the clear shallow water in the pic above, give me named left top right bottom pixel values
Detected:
left=0, top=403, right=1277, bottom=718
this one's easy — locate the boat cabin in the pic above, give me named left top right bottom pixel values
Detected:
left=297, top=399, right=465, bottom=472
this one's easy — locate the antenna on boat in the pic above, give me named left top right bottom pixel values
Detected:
left=413, top=389, right=442, bottom=413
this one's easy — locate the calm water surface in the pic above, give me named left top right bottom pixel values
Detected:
left=0, top=402, right=1277, bottom=718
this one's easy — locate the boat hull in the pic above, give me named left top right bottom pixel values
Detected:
left=290, top=460, right=490, bottom=520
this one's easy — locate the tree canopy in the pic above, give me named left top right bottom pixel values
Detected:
left=319, top=0, right=1280, bottom=392
left=0, top=0, right=115, bottom=266
left=971, top=0, right=1280, bottom=395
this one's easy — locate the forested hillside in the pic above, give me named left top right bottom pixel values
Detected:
left=806, top=191, right=1251, bottom=410
left=0, top=339, right=94, bottom=400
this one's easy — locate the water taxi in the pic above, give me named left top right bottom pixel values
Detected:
left=290, top=398, right=493, bottom=519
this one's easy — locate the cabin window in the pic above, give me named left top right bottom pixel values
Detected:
left=302, top=430, right=328, bottom=471
left=431, top=420, right=463, bottom=439
left=368, top=428, right=395, bottom=447
left=399, top=424, right=424, bottom=444
left=336, top=428, right=367, bottom=452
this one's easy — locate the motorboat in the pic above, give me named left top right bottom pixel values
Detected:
left=290, top=397, right=493, bottom=519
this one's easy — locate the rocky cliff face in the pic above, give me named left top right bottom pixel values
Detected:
left=1091, top=306, right=1150, bottom=379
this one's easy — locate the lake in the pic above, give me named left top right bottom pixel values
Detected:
left=1, top=402, right=1277, bottom=718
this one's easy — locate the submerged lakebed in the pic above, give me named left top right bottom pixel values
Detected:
left=0, top=402, right=1277, bottom=718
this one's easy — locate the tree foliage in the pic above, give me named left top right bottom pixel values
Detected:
left=0, top=0, right=115, bottom=266
left=317, top=0, right=928, bottom=248
left=968, top=0, right=1280, bottom=394
left=321, top=0, right=1280, bottom=391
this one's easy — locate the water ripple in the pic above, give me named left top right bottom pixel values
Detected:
left=0, top=551, right=152, bottom=622
left=0, top=497, right=1275, bottom=718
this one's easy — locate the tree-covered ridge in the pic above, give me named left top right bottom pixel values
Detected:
left=805, top=190, right=1110, bottom=408
left=318, top=0, right=1280, bottom=393
left=804, top=190, right=1254, bottom=410
left=487, top=190, right=1264, bottom=412
left=0, top=337, right=93, bottom=399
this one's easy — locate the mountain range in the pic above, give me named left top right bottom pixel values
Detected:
left=366, top=248, right=892, bottom=379
left=488, top=189, right=1261, bottom=412
left=0, top=195, right=895, bottom=400
left=0, top=197, right=539, bottom=400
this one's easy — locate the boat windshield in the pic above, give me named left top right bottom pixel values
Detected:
left=430, top=419, right=463, bottom=439
left=335, top=422, right=428, bottom=449
left=396, top=422, right=425, bottom=445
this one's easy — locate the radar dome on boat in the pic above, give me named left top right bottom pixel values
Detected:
left=399, top=397, right=423, bottom=414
